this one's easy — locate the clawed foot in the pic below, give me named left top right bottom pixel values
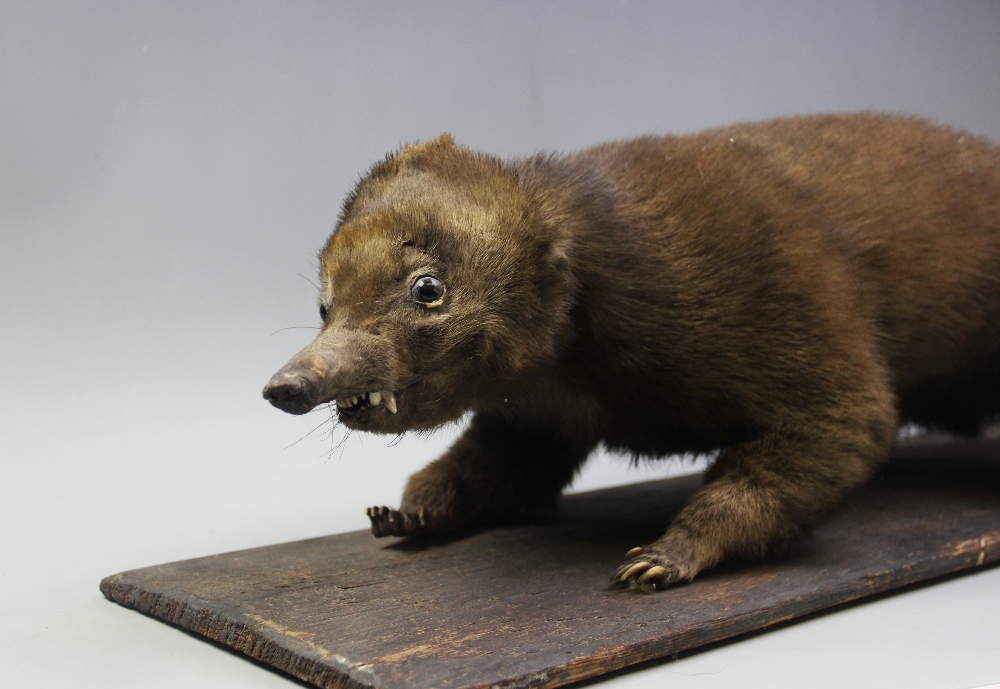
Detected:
left=611, top=545, right=696, bottom=592
left=366, top=505, right=428, bottom=537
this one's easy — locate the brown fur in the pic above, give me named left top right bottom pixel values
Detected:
left=263, top=113, right=1000, bottom=590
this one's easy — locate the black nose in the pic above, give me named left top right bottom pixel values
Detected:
left=263, top=371, right=316, bottom=415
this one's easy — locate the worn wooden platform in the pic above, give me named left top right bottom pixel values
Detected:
left=102, top=437, right=1000, bottom=689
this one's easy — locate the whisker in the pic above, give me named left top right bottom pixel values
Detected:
left=337, top=430, right=353, bottom=460
left=270, top=325, right=321, bottom=335
left=283, top=414, right=335, bottom=450
left=298, top=273, right=320, bottom=291
left=323, top=426, right=353, bottom=462
left=319, top=403, right=354, bottom=463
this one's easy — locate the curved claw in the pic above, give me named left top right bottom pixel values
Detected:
left=367, top=505, right=394, bottom=537
left=638, top=565, right=668, bottom=584
left=612, top=546, right=684, bottom=591
left=619, top=561, right=651, bottom=582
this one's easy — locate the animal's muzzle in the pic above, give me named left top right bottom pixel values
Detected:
left=262, top=351, right=335, bottom=415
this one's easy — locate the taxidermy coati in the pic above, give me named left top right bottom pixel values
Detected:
left=263, top=113, right=1000, bottom=591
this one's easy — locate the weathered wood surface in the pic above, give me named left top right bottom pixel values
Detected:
left=101, top=437, right=1000, bottom=689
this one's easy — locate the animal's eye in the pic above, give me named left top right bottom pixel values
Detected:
left=410, top=275, right=445, bottom=305
left=319, top=303, right=329, bottom=322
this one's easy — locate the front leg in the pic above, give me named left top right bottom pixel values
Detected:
left=616, top=397, right=897, bottom=590
left=368, top=413, right=592, bottom=537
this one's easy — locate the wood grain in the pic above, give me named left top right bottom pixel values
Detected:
left=101, top=437, right=1000, bottom=689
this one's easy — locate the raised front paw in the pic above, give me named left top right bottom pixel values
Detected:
left=366, top=505, right=428, bottom=538
left=611, top=544, right=698, bottom=592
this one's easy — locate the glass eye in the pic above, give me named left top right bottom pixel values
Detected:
left=410, top=275, right=444, bottom=304
left=319, top=303, right=329, bottom=322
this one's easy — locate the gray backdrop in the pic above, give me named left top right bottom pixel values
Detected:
left=3, top=2, right=1000, bottom=688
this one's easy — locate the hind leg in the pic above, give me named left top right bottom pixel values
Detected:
left=615, top=386, right=897, bottom=590
left=899, top=369, right=1000, bottom=437
left=368, top=413, right=592, bottom=537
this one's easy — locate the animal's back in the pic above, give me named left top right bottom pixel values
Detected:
left=564, top=113, right=1000, bottom=433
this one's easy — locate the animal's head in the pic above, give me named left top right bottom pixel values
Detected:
left=262, top=135, right=575, bottom=433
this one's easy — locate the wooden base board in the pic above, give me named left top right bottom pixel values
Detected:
left=102, top=438, right=1000, bottom=689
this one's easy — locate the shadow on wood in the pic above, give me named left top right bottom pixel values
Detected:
left=101, top=437, right=1000, bottom=689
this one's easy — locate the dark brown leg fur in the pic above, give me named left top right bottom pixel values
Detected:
left=615, top=380, right=898, bottom=590
left=368, top=414, right=592, bottom=537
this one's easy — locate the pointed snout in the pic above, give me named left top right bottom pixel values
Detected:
left=262, top=351, right=337, bottom=415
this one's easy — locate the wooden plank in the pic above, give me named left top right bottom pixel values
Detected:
left=101, top=437, right=1000, bottom=689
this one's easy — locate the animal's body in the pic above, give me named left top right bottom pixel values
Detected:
left=264, top=113, right=1000, bottom=589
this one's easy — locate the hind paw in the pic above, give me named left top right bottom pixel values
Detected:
left=366, top=505, right=428, bottom=537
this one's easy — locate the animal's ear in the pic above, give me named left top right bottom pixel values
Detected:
left=397, top=133, right=458, bottom=166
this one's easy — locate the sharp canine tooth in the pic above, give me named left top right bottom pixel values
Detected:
left=369, top=391, right=382, bottom=406
left=384, top=390, right=397, bottom=414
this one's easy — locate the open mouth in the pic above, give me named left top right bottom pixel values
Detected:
left=336, top=389, right=398, bottom=419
